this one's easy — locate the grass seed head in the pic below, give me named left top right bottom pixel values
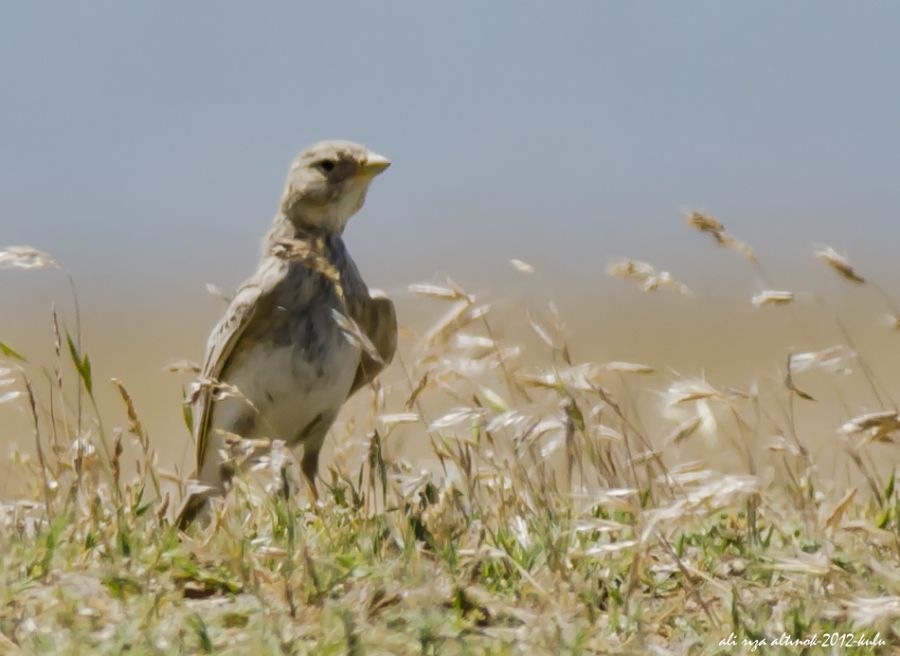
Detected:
left=814, top=245, right=865, bottom=284
left=608, top=258, right=691, bottom=295
left=0, top=246, right=59, bottom=270
left=790, top=346, right=855, bottom=375
left=509, top=258, right=535, bottom=274
left=751, top=290, right=795, bottom=307
left=685, top=212, right=756, bottom=261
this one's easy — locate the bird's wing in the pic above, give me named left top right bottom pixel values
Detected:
left=348, top=295, right=398, bottom=396
left=192, top=257, right=286, bottom=471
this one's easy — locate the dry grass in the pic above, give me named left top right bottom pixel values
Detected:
left=0, top=221, right=899, bottom=655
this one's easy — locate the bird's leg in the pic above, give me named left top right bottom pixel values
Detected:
left=176, top=410, right=256, bottom=529
left=293, top=412, right=329, bottom=503
left=175, top=448, right=237, bottom=529
left=175, top=492, right=211, bottom=529
left=280, top=465, right=292, bottom=501
left=300, top=447, right=320, bottom=502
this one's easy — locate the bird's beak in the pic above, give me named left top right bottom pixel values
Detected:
left=360, top=152, right=391, bottom=177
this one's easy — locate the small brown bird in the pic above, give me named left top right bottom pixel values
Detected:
left=176, top=140, right=396, bottom=527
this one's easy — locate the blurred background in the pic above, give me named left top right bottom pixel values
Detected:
left=2, top=1, right=899, bottom=491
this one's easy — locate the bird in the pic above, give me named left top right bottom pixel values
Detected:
left=175, top=140, right=397, bottom=527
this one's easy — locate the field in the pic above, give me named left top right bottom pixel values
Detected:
left=0, top=216, right=898, bottom=655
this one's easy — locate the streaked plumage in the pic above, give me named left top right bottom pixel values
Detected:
left=176, top=141, right=395, bottom=527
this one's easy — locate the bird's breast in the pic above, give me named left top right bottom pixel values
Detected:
left=222, top=284, right=360, bottom=442
left=215, top=243, right=370, bottom=442
left=224, top=321, right=359, bottom=442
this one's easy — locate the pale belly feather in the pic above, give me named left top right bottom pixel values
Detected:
left=209, top=333, right=359, bottom=446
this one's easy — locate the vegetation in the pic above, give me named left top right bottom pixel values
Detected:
left=0, top=216, right=898, bottom=654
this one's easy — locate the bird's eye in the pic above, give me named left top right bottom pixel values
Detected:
left=318, top=159, right=336, bottom=172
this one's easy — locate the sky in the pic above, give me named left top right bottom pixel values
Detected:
left=2, top=2, right=900, bottom=471
left=2, top=1, right=899, bottom=294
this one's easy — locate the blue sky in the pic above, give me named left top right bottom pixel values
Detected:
left=2, top=1, right=899, bottom=295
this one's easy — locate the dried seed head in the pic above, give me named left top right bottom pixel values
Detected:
left=686, top=211, right=725, bottom=235
left=784, top=362, right=816, bottom=401
left=517, top=363, right=606, bottom=391
left=608, top=259, right=691, bottom=295
left=453, top=333, right=495, bottom=354
left=424, top=301, right=490, bottom=347
left=0, top=246, right=58, bottom=270
left=331, top=309, right=384, bottom=364
left=685, top=212, right=756, bottom=261
left=112, top=378, right=145, bottom=439
left=845, top=595, right=900, bottom=626
left=0, top=390, right=21, bottom=406
left=429, top=406, right=485, bottom=430
left=408, top=281, right=473, bottom=302
left=271, top=237, right=344, bottom=299
left=663, top=378, right=722, bottom=406
left=71, top=436, right=97, bottom=460
left=840, top=410, right=900, bottom=441
left=377, top=412, right=420, bottom=428
left=751, top=290, right=795, bottom=307
left=765, top=434, right=804, bottom=457
left=814, top=246, right=865, bottom=284
left=601, top=361, right=655, bottom=374
left=661, top=378, right=725, bottom=443
left=205, top=283, right=232, bottom=302
left=509, top=258, right=535, bottom=274
left=664, top=415, right=704, bottom=446
left=527, top=310, right=562, bottom=349
left=790, top=346, right=855, bottom=375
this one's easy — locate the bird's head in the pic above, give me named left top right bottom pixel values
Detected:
left=279, top=140, right=391, bottom=233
